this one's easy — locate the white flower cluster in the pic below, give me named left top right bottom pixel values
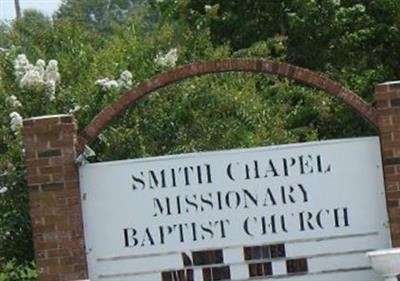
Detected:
left=118, top=70, right=133, bottom=89
left=204, top=4, right=219, bottom=17
left=155, top=48, right=178, bottom=68
left=13, top=54, right=61, bottom=100
left=95, top=70, right=133, bottom=91
left=68, top=104, right=81, bottom=114
left=9, top=111, right=23, bottom=133
left=0, top=186, right=7, bottom=194
left=6, top=95, right=22, bottom=108
left=0, top=170, right=9, bottom=194
left=95, top=78, right=119, bottom=91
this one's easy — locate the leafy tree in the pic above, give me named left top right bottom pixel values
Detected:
left=55, top=0, right=157, bottom=33
left=0, top=24, right=12, bottom=49
left=0, top=0, right=395, bottom=279
left=171, top=0, right=400, bottom=79
left=10, top=9, right=51, bottom=58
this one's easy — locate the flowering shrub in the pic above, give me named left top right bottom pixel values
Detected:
left=155, top=48, right=178, bottom=68
left=6, top=95, right=22, bottom=108
left=14, top=55, right=60, bottom=100
left=118, top=70, right=133, bottom=89
left=0, top=17, right=195, bottom=273
left=95, top=78, right=119, bottom=90
left=9, top=112, right=23, bottom=134
left=95, top=70, right=133, bottom=91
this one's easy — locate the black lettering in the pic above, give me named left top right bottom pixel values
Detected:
left=299, top=211, right=314, bottom=231
left=262, top=215, right=277, bottom=234
left=131, top=173, right=145, bottom=190
left=176, top=195, right=182, bottom=214
left=283, top=157, right=296, bottom=176
left=225, top=191, right=241, bottom=209
left=244, top=217, right=256, bottom=236
left=299, top=155, right=314, bottom=175
left=265, top=159, right=279, bottom=177
left=174, top=224, right=186, bottom=242
left=200, top=223, right=214, bottom=239
left=334, top=208, right=350, bottom=227
left=317, top=155, right=331, bottom=174
left=298, top=184, right=308, bottom=202
left=216, top=219, right=230, bottom=238
left=281, top=185, right=296, bottom=204
left=280, top=215, right=288, bottom=232
left=141, top=228, right=155, bottom=246
left=316, top=209, right=330, bottom=229
left=197, top=165, right=203, bottom=184
left=263, top=188, right=277, bottom=206
left=123, top=228, right=138, bottom=247
left=245, top=164, right=251, bottom=180
left=243, top=189, right=258, bottom=208
left=226, top=163, right=235, bottom=181
left=205, top=164, right=213, bottom=183
left=200, top=193, right=214, bottom=211
left=148, top=170, right=166, bottom=189
left=153, top=197, right=172, bottom=217
left=254, top=160, right=260, bottom=178
left=190, top=222, right=198, bottom=241
left=171, top=168, right=177, bottom=187
left=179, top=167, right=194, bottom=186
left=159, top=225, right=174, bottom=244
left=217, top=191, right=223, bottom=210
left=185, top=194, right=198, bottom=213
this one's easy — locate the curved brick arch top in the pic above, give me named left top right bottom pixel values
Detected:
left=79, top=59, right=377, bottom=151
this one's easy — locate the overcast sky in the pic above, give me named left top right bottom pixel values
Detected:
left=0, top=0, right=62, bottom=22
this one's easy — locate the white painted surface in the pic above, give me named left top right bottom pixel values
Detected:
left=80, top=137, right=390, bottom=280
left=367, top=247, right=400, bottom=280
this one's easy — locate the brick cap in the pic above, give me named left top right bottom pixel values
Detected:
left=79, top=59, right=377, bottom=151
left=24, top=114, right=72, bottom=122
left=377, top=81, right=400, bottom=86
left=375, top=81, right=400, bottom=93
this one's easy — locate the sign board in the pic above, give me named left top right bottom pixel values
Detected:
left=80, top=137, right=390, bottom=281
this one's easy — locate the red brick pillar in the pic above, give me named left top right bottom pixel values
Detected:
left=22, top=115, right=88, bottom=280
left=375, top=81, right=400, bottom=246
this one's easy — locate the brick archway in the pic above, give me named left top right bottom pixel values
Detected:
left=22, top=58, right=400, bottom=280
left=78, top=59, right=377, bottom=151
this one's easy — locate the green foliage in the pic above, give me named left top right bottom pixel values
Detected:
left=0, top=143, right=32, bottom=263
left=176, top=0, right=400, bottom=78
left=0, top=260, right=37, bottom=281
left=56, top=0, right=158, bottom=34
left=0, top=23, right=12, bottom=48
left=0, top=0, right=395, bottom=278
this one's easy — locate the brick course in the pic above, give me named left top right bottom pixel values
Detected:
left=78, top=59, right=378, bottom=153
left=23, top=115, right=87, bottom=281
left=22, top=62, right=399, bottom=280
left=375, top=81, right=400, bottom=246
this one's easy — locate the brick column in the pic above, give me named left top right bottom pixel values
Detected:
left=375, top=81, right=400, bottom=246
left=23, top=115, right=88, bottom=280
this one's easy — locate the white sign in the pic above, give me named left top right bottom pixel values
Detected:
left=80, top=137, right=390, bottom=281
